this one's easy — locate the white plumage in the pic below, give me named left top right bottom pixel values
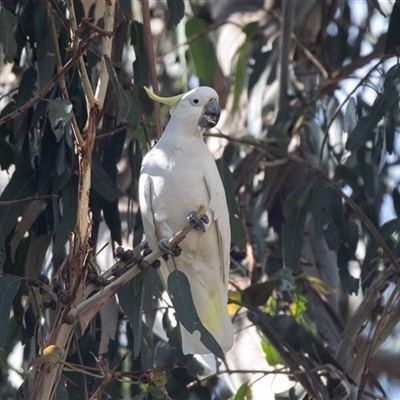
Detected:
left=138, top=87, right=234, bottom=355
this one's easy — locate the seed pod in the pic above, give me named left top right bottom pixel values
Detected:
left=143, top=248, right=152, bottom=257
left=86, top=272, right=98, bottom=284
left=122, top=249, right=134, bottom=261
left=38, top=274, right=49, bottom=285
left=139, top=261, right=150, bottom=271
left=52, top=280, right=62, bottom=294
left=114, top=246, right=125, bottom=259
left=63, top=315, right=75, bottom=325
left=152, top=260, right=161, bottom=269
left=43, top=297, right=53, bottom=308
left=140, top=373, right=151, bottom=384
left=27, top=278, right=39, bottom=287
left=95, top=276, right=105, bottom=286
left=58, top=291, right=71, bottom=304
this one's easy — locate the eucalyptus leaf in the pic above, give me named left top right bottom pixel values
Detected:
left=385, top=2, right=400, bottom=54
left=312, top=185, right=341, bottom=251
left=167, top=270, right=224, bottom=358
left=186, top=17, right=217, bottom=87
left=131, top=21, right=149, bottom=87
left=0, top=275, right=21, bottom=349
left=104, top=55, right=142, bottom=128
left=234, top=383, right=252, bottom=400
left=48, top=98, right=73, bottom=141
left=0, top=226, right=4, bottom=272
left=91, top=159, right=126, bottom=202
left=216, top=158, right=246, bottom=249
left=241, top=279, right=281, bottom=306
left=34, top=3, right=55, bottom=89
left=282, top=187, right=311, bottom=270
left=393, top=187, right=400, bottom=218
left=0, top=169, right=36, bottom=238
left=166, top=0, right=185, bottom=29
left=12, top=67, right=37, bottom=163
left=344, top=97, right=357, bottom=133
left=53, top=176, right=78, bottom=257
left=346, top=86, right=399, bottom=152
left=0, top=8, right=17, bottom=63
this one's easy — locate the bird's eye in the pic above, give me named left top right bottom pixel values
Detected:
left=193, top=98, right=199, bottom=104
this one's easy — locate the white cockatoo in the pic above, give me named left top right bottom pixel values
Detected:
left=138, top=86, right=234, bottom=355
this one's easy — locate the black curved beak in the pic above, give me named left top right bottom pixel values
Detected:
left=198, top=100, right=221, bottom=128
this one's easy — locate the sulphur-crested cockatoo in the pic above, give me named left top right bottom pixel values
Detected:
left=138, top=86, right=233, bottom=355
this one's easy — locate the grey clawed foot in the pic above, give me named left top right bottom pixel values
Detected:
left=187, top=211, right=209, bottom=232
left=158, top=239, right=182, bottom=258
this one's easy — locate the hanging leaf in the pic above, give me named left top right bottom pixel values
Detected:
left=34, top=2, right=55, bottom=89
left=282, top=187, right=311, bottom=270
left=166, top=0, right=185, bottom=29
left=186, top=17, right=218, bottom=87
left=241, top=279, right=281, bottom=306
left=268, top=106, right=297, bottom=141
left=248, top=50, right=276, bottom=92
left=10, top=199, right=45, bottom=262
left=232, top=22, right=259, bottom=114
left=0, top=227, right=4, bottom=271
left=343, top=97, right=357, bottom=134
left=284, top=184, right=311, bottom=217
left=0, top=169, right=36, bottom=238
left=131, top=21, right=149, bottom=87
left=104, top=55, right=142, bottom=128
left=311, top=185, right=341, bottom=251
left=12, top=67, right=37, bottom=163
left=234, top=383, right=252, bottom=400
left=385, top=2, right=400, bottom=54
left=393, top=187, right=400, bottom=218
left=167, top=270, right=224, bottom=359
left=0, top=275, right=21, bottom=349
left=346, top=86, right=399, bottom=152
left=53, top=176, right=78, bottom=257
left=48, top=98, right=73, bottom=141
left=216, top=158, right=246, bottom=249
left=0, top=8, right=17, bottom=63
left=261, top=339, right=281, bottom=366
left=91, top=159, right=126, bottom=202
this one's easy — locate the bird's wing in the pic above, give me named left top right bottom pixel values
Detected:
left=138, top=173, right=159, bottom=252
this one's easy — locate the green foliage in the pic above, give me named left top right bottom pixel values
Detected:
left=234, top=383, right=252, bottom=400
left=0, top=8, right=17, bottom=63
left=186, top=17, right=218, bottom=87
left=0, top=275, right=20, bottom=349
left=385, top=2, right=400, bottom=53
left=167, top=270, right=224, bottom=358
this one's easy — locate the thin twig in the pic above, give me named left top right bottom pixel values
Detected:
left=0, top=194, right=59, bottom=206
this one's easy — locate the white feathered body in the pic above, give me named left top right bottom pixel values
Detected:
left=139, top=88, right=233, bottom=354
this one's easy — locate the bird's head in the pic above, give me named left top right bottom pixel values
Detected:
left=144, top=86, right=221, bottom=133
